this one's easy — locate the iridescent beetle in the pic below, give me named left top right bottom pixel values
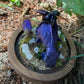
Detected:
left=36, top=10, right=62, bottom=67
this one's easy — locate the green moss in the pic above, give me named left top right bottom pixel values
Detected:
left=31, top=65, right=37, bottom=71
left=55, top=41, right=62, bottom=51
left=19, top=43, right=26, bottom=58
left=21, top=52, right=26, bottom=58
left=19, top=33, right=34, bottom=58
left=34, top=52, right=42, bottom=60
left=22, top=32, right=26, bottom=35
left=19, top=37, right=26, bottom=58
left=58, top=30, right=66, bottom=43
left=23, top=35, right=32, bottom=43
left=33, top=43, right=46, bottom=60
left=19, top=39, right=24, bottom=50
left=38, top=43, right=46, bottom=52
left=19, top=46, right=26, bottom=58
left=33, top=24, right=39, bottom=27
left=56, top=60, right=62, bottom=67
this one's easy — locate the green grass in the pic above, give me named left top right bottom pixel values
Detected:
left=0, top=4, right=13, bottom=10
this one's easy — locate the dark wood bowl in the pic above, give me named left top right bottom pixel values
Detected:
left=8, top=27, right=76, bottom=84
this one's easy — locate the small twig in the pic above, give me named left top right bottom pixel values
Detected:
left=25, top=14, right=41, bottom=17
left=10, top=79, right=15, bottom=84
left=70, top=27, right=84, bottom=36
left=0, top=44, right=7, bottom=52
left=57, top=16, right=69, bottom=22
left=72, top=75, right=79, bottom=84
left=20, top=0, right=24, bottom=3
left=21, top=14, right=41, bottom=20
left=0, top=9, right=8, bottom=13
left=0, top=60, right=6, bottom=65
left=0, top=9, right=8, bottom=16
left=22, top=5, right=30, bottom=17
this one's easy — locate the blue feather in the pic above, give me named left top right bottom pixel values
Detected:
left=23, top=19, right=32, bottom=32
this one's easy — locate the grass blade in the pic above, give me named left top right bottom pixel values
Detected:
left=31, top=18, right=40, bottom=21
left=0, top=4, right=13, bottom=10
left=71, top=27, right=84, bottom=36
left=73, top=40, right=84, bottom=48
left=67, top=54, right=84, bottom=61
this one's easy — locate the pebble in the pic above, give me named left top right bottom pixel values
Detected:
left=58, top=30, right=61, bottom=36
left=22, top=44, right=33, bottom=60
left=32, top=27, right=36, bottom=34
left=59, top=53, right=64, bottom=59
left=59, top=44, right=63, bottom=49
left=34, top=47, right=39, bottom=54
left=0, top=52, right=8, bottom=70
left=6, top=70, right=11, bottom=77
left=22, top=81, right=27, bottom=84
left=0, top=73, right=3, bottom=78
left=29, top=38, right=36, bottom=44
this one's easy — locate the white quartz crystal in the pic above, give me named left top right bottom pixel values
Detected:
left=22, top=44, right=33, bottom=60
left=29, top=38, right=36, bottom=44
left=59, top=44, right=63, bottom=49
left=59, top=53, right=64, bottom=59
left=63, top=37, right=66, bottom=42
left=34, top=47, right=39, bottom=54
left=58, top=30, right=61, bottom=36
left=6, top=70, right=11, bottom=77
left=32, top=27, right=36, bottom=34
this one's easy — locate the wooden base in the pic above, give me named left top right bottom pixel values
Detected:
left=8, top=27, right=76, bottom=84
